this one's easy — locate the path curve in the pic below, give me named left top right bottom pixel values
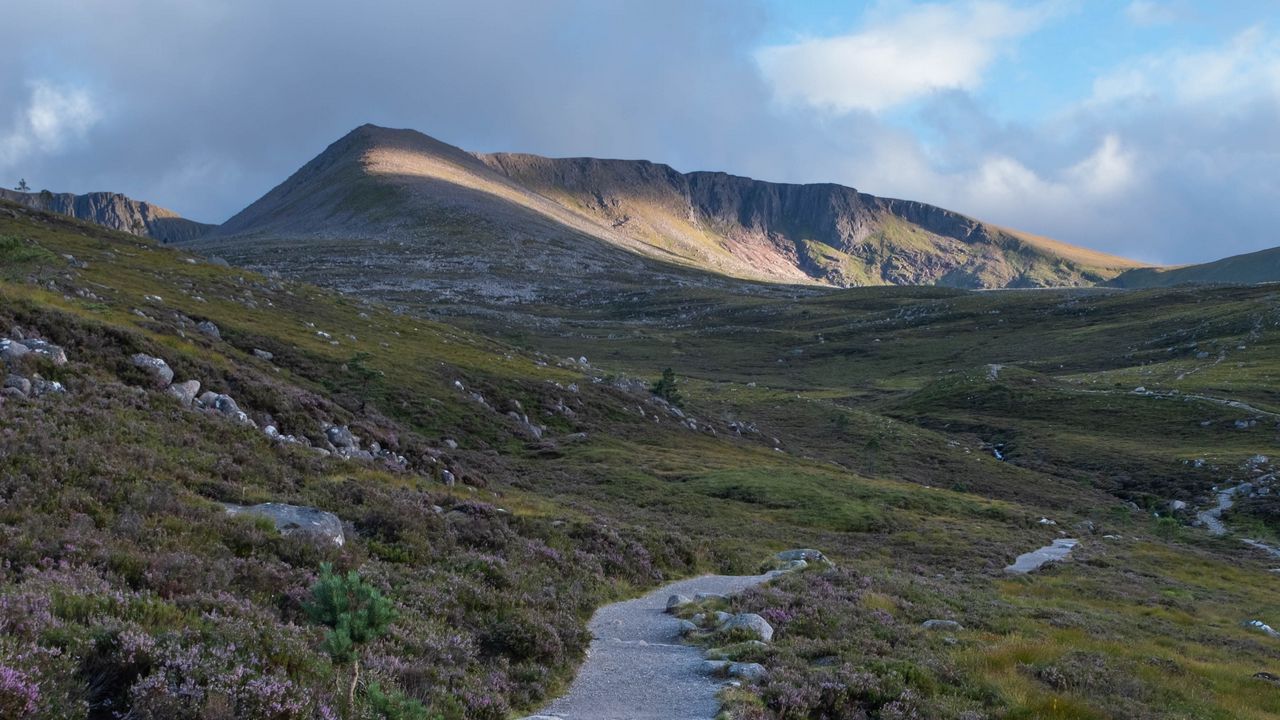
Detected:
left=528, top=572, right=776, bottom=720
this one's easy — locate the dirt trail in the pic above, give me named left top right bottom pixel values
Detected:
left=526, top=572, right=776, bottom=720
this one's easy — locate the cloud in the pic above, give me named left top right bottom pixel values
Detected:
left=755, top=1, right=1056, bottom=113
left=1124, top=1, right=1180, bottom=26
left=0, top=81, right=100, bottom=173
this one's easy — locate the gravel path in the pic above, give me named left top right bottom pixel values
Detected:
left=528, top=572, right=776, bottom=720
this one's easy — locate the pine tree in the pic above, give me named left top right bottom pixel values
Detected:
left=15, top=179, right=30, bottom=192
left=651, top=367, right=683, bottom=407
left=305, top=564, right=396, bottom=712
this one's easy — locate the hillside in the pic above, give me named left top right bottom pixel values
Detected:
left=1111, top=244, right=1280, bottom=287
left=0, top=188, right=214, bottom=243
left=190, top=125, right=1145, bottom=309
left=5, top=198, right=1280, bottom=719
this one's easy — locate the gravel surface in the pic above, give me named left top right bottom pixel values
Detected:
left=528, top=572, right=776, bottom=720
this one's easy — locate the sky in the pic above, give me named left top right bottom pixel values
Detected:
left=3, top=0, right=1280, bottom=265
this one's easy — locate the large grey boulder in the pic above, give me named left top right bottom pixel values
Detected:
left=223, top=502, right=345, bottom=546
left=22, top=339, right=67, bottom=366
left=723, top=613, right=774, bottom=642
left=131, top=353, right=174, bottom=388
left=0, top=339, right=29, bottom=365
left=167, top=380, right=201, bottom=407
left=198, top=391, right=254, bottom=426
left=197, top=320, right=221, bottom=339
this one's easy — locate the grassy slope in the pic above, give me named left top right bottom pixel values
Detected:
left=1, top=202, right=1279, bottom=719
left=1111, top=245, right=1280, bottom=288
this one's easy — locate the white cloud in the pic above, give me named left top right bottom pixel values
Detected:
left=1124, top=1, right=1179, bottom=26
left=0, top=81, right=101, bottom=172
left=755, top=1, right=1057, bottom=114
left=1091, top=27, right=1280, bottom=107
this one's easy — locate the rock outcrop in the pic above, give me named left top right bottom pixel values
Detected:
left=0, top=188, right=213, bottom=243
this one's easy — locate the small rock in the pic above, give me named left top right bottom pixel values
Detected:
left=922, top=619, right=963, bottom=631
left=253, top=348, right=274, bottom=361
left=666, top=594, right=692, bottom=613
left=1245, top=620, right=1280, bottom=639
left=4, top=374, right=32, bottom=396
left=677, top=620, right=698, bottom=637
left=728, top=662, right=768, bottom=682
left=1170, top=500, right=1187, bottom=511
left=723, top=613, right=773, bottom=642
left=326, top=425, right=359, bottom=449
left=1254, top=672, right=1280, bottom=686
left=0, top=339, right=29, bottom=365
left=166, top=380, right=200, bottom=407
left=197, top=320, right=221, bottom=339
left=713, top=611, right=732, bottom=626
left=441, top=469, right=456, bottom=487
left=131, top=353, right=174, bottom=388
left=776, top=548, right=827, bottom=564
left=695, top=592, right=728, bottom=602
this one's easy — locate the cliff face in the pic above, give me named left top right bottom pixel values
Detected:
left=475, top=152, right=1144, bottom=288
left=0, top=189, right=213, bottom=243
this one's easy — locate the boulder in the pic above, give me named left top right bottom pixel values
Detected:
left=198, top=391, right=254, bottom=426
left=698, top=660, right=730, bottom=676
left=252, top=348, right=274, bottom=361
left=723, top=613, right=773, bottom=642
left=1170, top=500, right=1188, bottom=511
left=0, top=339, right=29, bottom=365
left=22, top=339, right=67, bottom=366
left=131, top=353, right=174, bottom=388
left=167, top=380, right=201, bottom=407
left=922, top=619, right=963, bottom=631
left=713, top=611, right=733, bottom=626
left=666, top=594, right=692, bottom=613
left=197, top=320, right=221, bottom=339
left=1245, top=620, right=1280, bottom=639
left=223, top=502, right=344, bottom=546
left=677, top=620, right=698, bottom=637
left=777, top=548, right=827, bottom=564
left=31, top=378, right=65, bottom=396
left=4, top=374, right=32, bottom=397
left=326, top=425, right=359, bottom=449
left=728, top=662, right=768, bottom=682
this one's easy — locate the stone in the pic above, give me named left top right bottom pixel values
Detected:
left=1254, top=672, right=1280, bottom=686
left=1, top=386, right=25, bottom=400
left=677, top=620, right=698, bottom=637
left=31, top=378, right=65, bottom=395
left=224, top=502, right=344, bottom=546
left=197, top=320, right=221, bottom=339
left=922, top=619, right=963, bottom=631
left=723, top=613, right=773, bottom=642
left=699, top=660, right=730, bottom=676
left=22, top=339, right=67, bottom=366
left=777, top=548, right=827, bottom=564
left=166, top=380, right=200, bottom=406
left=4, top=374, right=31, bottom=396
left=198, top=391, right=254, bottom=426
left=252, top=348, right=274, bottom=361
left=1170, top=500, right=1188, bottom=511
left=728, top=662, right=768, bottom=682
left=713, top=611, right=732, bottom=626
left=441, top=469, right=456, bottom=487
left=326, top=425, right=359, bottom=449
left=666, top=594, right=692, bottom=613
left=695, top=592, right=728, bottom=602
left=131, top=353, right=174, bottom=388
left=0, top=339, right=29, bottom=365
left=1245, top=620, right=1280, bottom=639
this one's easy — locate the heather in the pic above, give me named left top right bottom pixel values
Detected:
left=2, top=201, right=1280, bottom=719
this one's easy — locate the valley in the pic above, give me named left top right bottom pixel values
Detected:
left=3, top=192, right=1280, bottom=719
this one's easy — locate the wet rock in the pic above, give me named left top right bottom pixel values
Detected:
left=223, top=502, right=344, bottom=546
left=131, top=353, right=174, bottom=388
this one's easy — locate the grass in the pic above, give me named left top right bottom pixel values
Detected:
left=2, top=200, right=1280, bottom=718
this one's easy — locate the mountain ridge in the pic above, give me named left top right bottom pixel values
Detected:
left=0, top=187, right=213, bottom=243
left=190, top=124, right=1147, bottom=303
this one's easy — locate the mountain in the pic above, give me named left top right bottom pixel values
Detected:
left=0, top=188, right=214, bottom=243
left=1110, top=245, right=1280, bottom=288
left=191, top=125, right=1145, bottom=306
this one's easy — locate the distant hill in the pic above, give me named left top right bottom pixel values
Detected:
left=1110, top=246, right=1280, bottom=288
left=0, top=188, right=213, bottom=243
left=191, top=124, right=1145, bottom=306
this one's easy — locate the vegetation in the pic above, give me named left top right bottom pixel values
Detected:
left=651, top=366, right=683, bottom=407
left=0, top=199, right=1279, bottom=719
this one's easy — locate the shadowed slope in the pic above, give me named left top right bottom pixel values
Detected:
left=0, top=188, right=213, bottom=243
